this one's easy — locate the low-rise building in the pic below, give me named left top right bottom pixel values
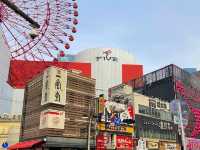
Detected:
left=0, top=114, right=21, bottom=150
left=133, top=92, right=180, bottom=150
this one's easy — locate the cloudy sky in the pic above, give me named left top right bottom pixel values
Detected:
left=70, top=0, right=200, bottom=73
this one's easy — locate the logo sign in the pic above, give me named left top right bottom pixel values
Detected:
left=39, top=109, right=65, bottom=129
left=147, top=141, right=159, bottom=149
left=2, top=142, right=8, bottom=148
left=96, top=50, right=118, bottom=62
left=165, top=143, right=176, bottom=150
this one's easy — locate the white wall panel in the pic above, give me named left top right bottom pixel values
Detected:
left=75, top=48, right=135, bottom=98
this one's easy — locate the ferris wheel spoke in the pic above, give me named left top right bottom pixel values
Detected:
left=1, top=0, right=78, bottom=60
left=2, top=21, right=22, bottom=47
left=39, top=41, right=54, bottom=57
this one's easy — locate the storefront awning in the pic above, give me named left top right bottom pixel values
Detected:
left=8, top=140, right=44, bottom=150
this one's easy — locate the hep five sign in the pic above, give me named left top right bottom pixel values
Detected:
left=116, top=136, right=133, bottom=150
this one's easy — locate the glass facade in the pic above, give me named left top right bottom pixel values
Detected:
left=136, top=115, right=177, bottom=141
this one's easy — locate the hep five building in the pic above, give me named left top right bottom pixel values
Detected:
left=8, top=48, right=143, bottom=114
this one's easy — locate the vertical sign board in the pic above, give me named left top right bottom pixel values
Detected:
left=41, top=67, right=67, bottom=106
left=39, top=109, right=65, bottom=129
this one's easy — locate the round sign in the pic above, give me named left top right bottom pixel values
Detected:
left=2, top=142, right=8, bottom=148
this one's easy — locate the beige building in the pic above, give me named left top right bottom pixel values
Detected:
left=19, top=66, right=96, bottom=149
left=0, top=114, right=21, bottom=150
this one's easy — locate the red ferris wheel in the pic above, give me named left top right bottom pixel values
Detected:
left=0, top=0, right=78, bottom=61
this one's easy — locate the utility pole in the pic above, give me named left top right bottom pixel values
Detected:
left=87, top=112, right=92, bottom=150
left=178, top=100, right=187, bottom=150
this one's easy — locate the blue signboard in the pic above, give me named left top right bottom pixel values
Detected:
left=2, top=142, right=8, bottom=148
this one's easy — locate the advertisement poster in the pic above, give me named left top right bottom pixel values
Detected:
left=39, top=109, right=65, bottom=129
left=116, top=135, right=133, bottom=149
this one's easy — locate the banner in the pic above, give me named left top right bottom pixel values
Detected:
left=39, top=109, right=65, bottom=129
left=116, top=135, right=133, bottom=149
left=97, top=122, right=133, bottom=133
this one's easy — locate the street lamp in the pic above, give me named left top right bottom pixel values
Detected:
left=82, top=115, right=92, bottom=150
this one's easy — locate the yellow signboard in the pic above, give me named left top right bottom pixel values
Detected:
left=97, top=122, right=133, bottom=134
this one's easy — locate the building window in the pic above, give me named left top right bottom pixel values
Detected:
left=55, top=79, right=61, bottom=89
left=55, top=91, right=60, bottom=102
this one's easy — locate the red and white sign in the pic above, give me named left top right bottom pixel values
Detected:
left=186, top=138, right=200, bottom=150
left=96, top=135, right=133, bottom=150
left=39, top=109, right=65, bottom=129
left=116, top=135, right=133, bottom=150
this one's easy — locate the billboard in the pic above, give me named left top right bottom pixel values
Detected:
left=39, top=109, right=65, bottom=129
left=97, top=95, right=134, bottom=134
left=41, top=67, right=67, bottom=106
left=96, top=134, right=133, bottom=150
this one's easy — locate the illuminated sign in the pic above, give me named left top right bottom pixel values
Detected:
left=165, top=143, right=176, bottom=150
left=116, top=135, right=133, bottom=149
left=97, top=122, right=133, bottom=133
left=147, top=141, right=159, bottom=149
left=96, top=134, right=133, bottom=150
left=96, top=50, right=118, bottom=62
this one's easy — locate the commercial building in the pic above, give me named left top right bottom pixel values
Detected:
left=58, top=48, right=143, bottom=97
left=8, top=48, right=143, bottom=115
left=0, top=114, right=21, bottom=150
left=9, top=66, right=96, bottom=150
left=133, top=93, right=180, bottom=150
left=96, top=94, right=135, bottom=150
left=8, top=60, right=92, bottom=115
left=109, top=84, right=180, bottom=150
left=127, top=64, right=200, bottom=147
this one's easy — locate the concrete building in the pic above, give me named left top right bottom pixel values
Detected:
left=10, top=66, right=96, bottom=150
left=73, top=48, right=142, bottom=97
left=8, top=48, right=143, bottom=115
left=109, top=84, right=181, bottom=150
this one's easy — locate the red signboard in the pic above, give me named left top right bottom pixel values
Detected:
left=8, top=60, right=91, bottom=88
left=96, top=134, right=133, bottom=150
left=116, top=135, right=133, bottom=150
left=122, top=64, right=143, bottom=84
left=96, top=135, right=106, bottom=150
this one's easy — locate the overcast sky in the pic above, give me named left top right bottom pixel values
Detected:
left=70, top=0, right=200, bottom=73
